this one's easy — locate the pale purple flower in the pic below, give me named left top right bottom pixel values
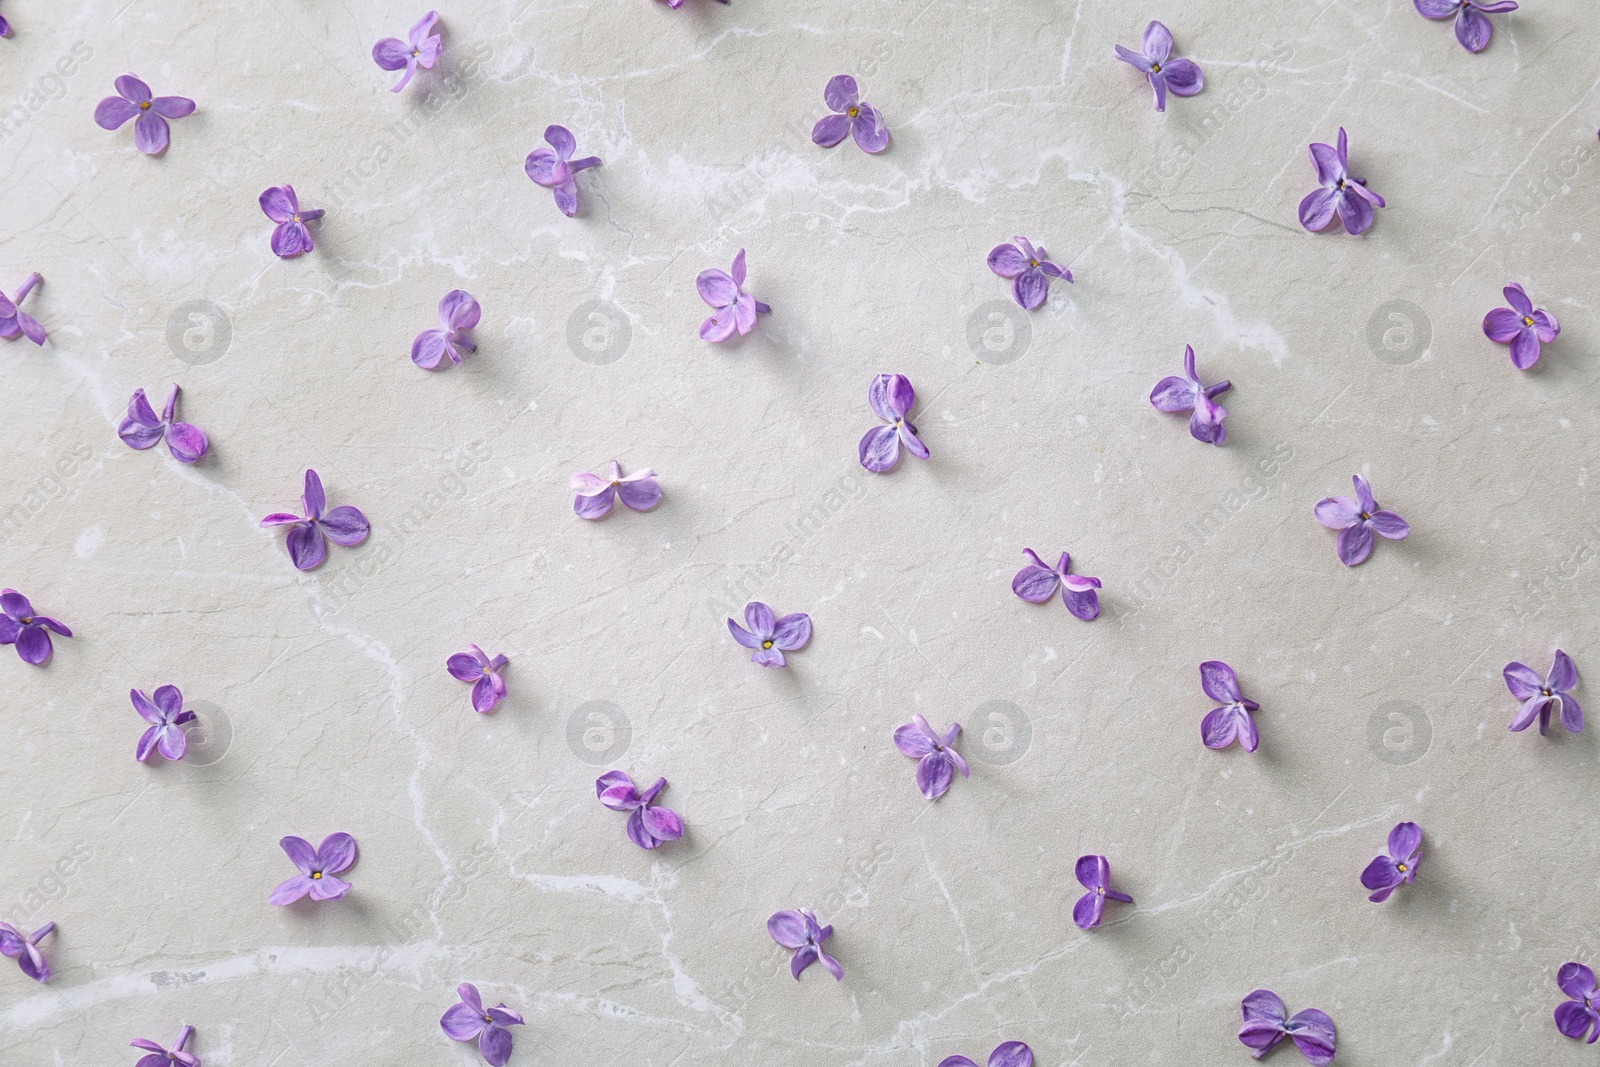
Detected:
left=657, top=0, right=728, bottom=7
left=372, top=10, right=441, bottom=93
left=893, top=714, right=969, bottom=799
left=0, top=8, right=10, bottom=37
left=596, top=771, right=684, bottom=850
left=412, top=289, right=481, bottom=370
left=811, top=74, right=889, bottom=154
left=1314, top=474, right=1409, bottom=566
left=0, top=920, right=54, bottom=981
left=1011, top=549, right=1101, bottom=620
left=1114, top=20, right=1204, bottom=111
left=260, top=469, right=370, bottom=570
left=268, top=833, right=357, bottom=905
left=727, top=601, right=811, bottom=667
left=441, top=983, right=524, bottom=1067
left=1199, top=661, right=1260, bottom=753
left=767, top=908, right=842, bottom=980
left=524, top=125, right=601, bottom=217
left=987, top=236, right=1072, bottom=311
left=858, top=373, right=929, bottom=472
left=571, top=460, right=661, bottom=519
left=1150, top=345, right=1231, bottom=445
left=0, top=272, right=45, bottom=344
left=1073, top=855, right=1133, bottom=929
left=132, top=685, right=196, bottom=762
left=938, top=1041, right=1033, bottom=1067
left=697, top=248, right=770, bottom=342
left=0, top=589, right=72, bottom=666
left=131, top=1025, right=200, bottom=1067
left=93, top=74, right=194, bottom=155
left=1556, top=963, right=1600, bottom=1044
left=118, top=384, right=209, bottom=463
left=1505, top=649, right=1581, bottom=735
left=1483, top=283, right=1558, bottom=370
left=1298, top=128, right=1385, bottom=236
left=447, top=645, right=508, bottom=713
left=259, top=185, right=323, bottom=258
left=1415, top=0, right=1518, bottom=52
left=1360, top=821, right=1422, bottom=903
left=1238, top=989, right=1336, bottom=1065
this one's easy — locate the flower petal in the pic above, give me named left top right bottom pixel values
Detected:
left=1149, top=375, right=1197, bottom=412
left=440, top=1001, right=485, bottom=1041
left=851, top=103, right=889, bottom=153
left=1012, top=269, right=1048, bottom=310
left=1061, top=585, right=1100, bottom=620
left=1509, top=329, right=1541, bottom=369
left=1550, top=650, right=1578, bottom=692
left=616, top=475, right=661, bottom=512
left=164, top=423, right=209, bottom=464
left=1072, top=890, right=1105, bottom=929
left=823, top=74, right=859, bottom=112
left=1011, top=565, right=1059, bottom=603
left=1368, top=510, right=1409, bottom=540
left=811, top=113, right=851, bottom=148
left=133, top=112, right=171, bottom=155
left=149, top=96, right=195, bottom=119
left=1114, top=43, right=1154, bottom=73
left=94, top=96, right=140, bottom=130
left=767, top=910, right=809, bottom=949
left=987, top=243, right=1028, bottom=278
left=320, top=506, right=370, bottom=546
left=524, top=148, right=559, bottom=186
left=858, top=424, right=901, bottom=472
left=1199, top=661, right=1242, bottom=703
left=743, top=601, right=776, bottom=639
left=1298, top=187, right=1338, bottom=231
left=285, top=524, right=328, bottom=570
left=1314, top=496, right=1360, bottom=530
left=1141, top=20, right=1173, bottom=63
left=1162, top=57, right=1203, bottom=96
left=1482, top=307, right=1523, bottom=343
left=771, top=612, right=812, bottom=651
left=726, top=617, right=762, bottom=650
left=1455, top=6, right=1493, bottom=52
left=916, top=752, right=954, bottom=799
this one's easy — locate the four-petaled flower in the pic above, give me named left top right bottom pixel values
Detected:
left=987, top=236, right=1072, bottom=311
left=259, top=185, right=323, bottom=259
left=1414, top=0, right=1518, bottom=53
left=1199, top=661, right=1260, bottom=752
left=571, top=460, right=661, bottom=519
left=447, top=645, right=509, bottom=714
left=893, top=714, right=969, bottom=800
left=0, top=272, right=45, bottom=344
left=1237, top=989, right=1337, bottom=1065
left=596, top=771, right=685, bottom=850
left=441, top=983, right=524, bottom=1067
left=767, top=908, right=842, bottom=980
left=697, top=248, right=770, bottom=342
left=1313, top=474, right=1409, bottom=566
left=0, top=588, right=72, bottom=666
left=1011, top=549, right=1101, bottom=620
left=1556, top=962, right=1600, bottom=1044
left=524, top=125, right=601, bottom=217
left=268, top=833, right=357, bottom=905
left=1482, top=283, right=1558, bottom=370
left=93, top=74, right=195, bottom=155
left=1073, top=854, right=1134, bottom=929
left=811, top=74, right=889, bottom=154
left=132, top=685, right=197, bottom=763
left=1505, top=649, right=1581, bottom=735
left=0, top=920, right=54, bottom=982
left=1360, top=821, right=1422, bottom=903
left=1114, top=20, right=1204, bottom=111
left=858, top=373, right=929, bottom=472
left=412, top=289, right=481, bottom=370
left=118, top=384, right=209, bottom=464
left=131, top=1025, right=200, bottom=1067
left=938, top=1041, right=1034, bottom=1067
left=1150, top=345, right=1231, bottom=445
left=727, top=601, right=812, bottom=667
left=372, top=10, right=441, bottom=93
left=260, top=469, right=370, bottom=570
left=1298, top=128, right=1385, bottom=236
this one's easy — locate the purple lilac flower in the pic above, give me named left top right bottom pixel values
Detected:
left=811, top=74, right=889, bottom=154
left=1556, top=963, right=1600, bottom=1044
left=524, top=125, right=601, bottom=217
left=1199, top=661, right=1260, bottom=752
left=938, top=1041, right=1034, bottom=1067
left=858, top=373, right=929, bottom=472
left=0, top=272, right=45, bottom=344
left=1150, top=345, right=1231, bottom=445
left=93, top=75, right=194, bottom=155
left=596, top=771, right=684, bottom=850
left=446, top=645, right=508, bottom=713
left=697, top=248, right=770, bottom=342
left=260, top=469, right=370, bottom=570
left=1114, top=21, right=1204, bottom=111
left=131, top=1025, right=200, bottom=1067
left=571, top=460, right=661, bottom=519
left=1011, top=550, right=1101, bottom=620
left=412, top=289, right=481, bottom=370
left=987, top=237, right=1071, bottom=311
left=0, top=7, right=9, bottom=37
left=1298, top=128, right=1385, bottom=236
left=1414, top=0, right=1518, bottom=52
left=893, top=714, right=969, bottom=800
left=0, top=921, right=54, bottom=981
left=1237, top=989, right=1336, bottom=1065
left=1073, top=855, right=1134, bottom=929
left=132, top=685, right=197, bottom=763
left=259, top=185, right=323, bottom=259
left=1360, top=821, right=1422, bottom=903
left=1483, top=283, right=1558, bottom=370
left=657, top=0, right=729, bottom=7
left=268, top=833, right=357, bottom=905
left=118, top=384, right=209, bottom=464
left=441, top=983, right=524, bottom=1067
left=0, top=589, right=72, bottom=666
left=1505, top=649, right=1581, bottom=735
left=727, top=601, right=811, bottom=667
left=1313, top=474, right=1409, bottom=566
left=372, top=10, right=441, bottom=93
left=767, top=908, right=842, bottom=980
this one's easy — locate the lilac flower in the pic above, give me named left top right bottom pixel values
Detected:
left=767, top=909, right=842, bottom=980
left=441, top=983, right=524, bottom=1067
left=697, top=248, right=770, bottom=342
left=1313, top=474, right=1409, bottom=566
left=0, top=7, right=9, bottom=37
left=1414, top=0, right=1518, bottom=52
left=1360, top=821, right=1422, bottom=903
left=596, top=771, right=684, bottom=850
left=1237, top=989, right=1336, bottom=1065
left=0, top=921, right=54, bottom=981
left=131, top=1025, right=200, bottom=1067
left=0, top=272, right=45, bottom=344
left=657, top=0, right=729, bottom=7
left=93, top=74, right=194, bottom=155
left=1298, top=128, right=1386, bottom=236
left=1011, top=549, right=1101, bottom=620
left=727, top=601, right=812, bottom=667
left=1072, top=855, right=1134, bottom=929
left=259, top=185, right=323, bottom=259
left=1556, top=963, right=1600, bottom=1044
left=118, top=384, right=209, bottom=463
left=0, top=589, right=72, bottom=666
left=1199, top=661, right=1260, bottom=752
left=524, top=125, right=601, bottom=217
left=571, top=460, right=661, bottom=519
left=447, top=645, right=508, bottom=713
left=372, top=10, right=441, bottom=93
left=1150, top=345, right=1231, bottom=445
left=893, top=714, right=969, bottom=799
left=132, top=685, right=197, bottom=763
left=268, top=833, right=357, bottom=905
left=987, top=236, right=1072, bottom=311
left=412, top=289, right=481, bottom=370
left=938, top=1041, right=1034, bottom=1067
left=1483, top=283, right=1558, bottom=369
left=260, top=469, right=370, bottom=570
left=811, top=74, right=889, bottom=154
left=1114, top=21, right=1204, bottom=111
left=858, top=373, right=929, bottom=472
left=1505, top=650, right=1581, bottom=735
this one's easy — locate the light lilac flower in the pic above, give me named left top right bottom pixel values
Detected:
left=938, top=1041, right=1034, bottom=1067
left=858, top=373, right=929, bottom=472
left=447, top=645, right=508, bottom=713
left=1556, top=963, right=1600, bottom=1044
left=0, top=921, right=54, bottom=981
left=132, top=685, right=196, bottom=763
left=118, top=384, right=209, bottom=463
left=260, top=469, right=370, bottom=570
left=524, top=125, right=601, bottom=217
left=1011, top=549, right=1101, bottom=620
left=1199, top=661, right=1260, bottom=752
left=0, top=7, right=10, bottom=37
left=268, top=833, right=357, bottom=905
left=1150, top=345, right=1231, bottom=445
left=811, top=74, right=889, bottom=154
left=697, top=248, right=770, bottom=342
left=1483, top=283, right=1558, bottom=370
left=657, top=0, right=728, bottom=7
left=987, top=236, right=1071, bottom=311
left=0, top=589, right=72, bottom=666
left=1114, top=21, right=1204, bottom=111
left=1238, top=989, right=1336, bottom=1065
left=0, top=272, right=44, bottom=344
left=93, top=74, right=194, bottom=155
left=596, top=771, right=684, bottom=850
left=571, top=460, right=661, bottom=519
left=372, top=10, right=441, bottom=93
left=727, top=601, right=811, bottom=667
left=1414, top=0, right=1518, bottom=52
left=1314, top=474, right=1409, bottom=566
left=767, top=909, right=842, bottom=980
left=441, top=983, right=524, bottom=1067
left=1298, top=128, right=1385, bottom=236
left=1073, top=855, right=1133, bottom=929
left=259, top=185, right=323, bottom=259
left=1360, top=821, right=1421, bottom=903
left=893, top=714, right=969, bottom=799
left=1505, top=650, right=1581, bottom=735
left=131, top=1025, right=200, bottom=1067
left=412, top=289, right=480, bottom=370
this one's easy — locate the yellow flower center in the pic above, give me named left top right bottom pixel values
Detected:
left=847, top=106, right=859, bottom=118
left=1522, top=316, right=1534, bottom=327
left=762, top=640, right=774, bottom=649
left=139, top=101, right=151, bottom=110
left=1151, top=62, right=1162, bottom=73
left=1396, top=863, right=1407, bottom=873
left=311, top=871, right=322, bottom=879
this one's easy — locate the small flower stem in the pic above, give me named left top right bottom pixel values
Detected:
left=14, top=273, right=41, bottom=302
left=176, top=1025, right=195, bottom=1050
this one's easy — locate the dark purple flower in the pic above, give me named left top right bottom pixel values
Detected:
left=697, top=248, right=770, bottom=342
left=93, top=74, right=195, bottom=155
left=987, top=236, right=1071, bottom=311
left=767, top=908, right=842, bottom=980
left=1011, top=549, right=1101, bottom=620
left=727, top=601, right=811, bottom=667
left=1556, top=963, right=1600, bottom=1044
left=893, top=714, right=969, bottom=800
left=1238, top=989, right=1336, bottom=1065
left=259, top=185, right=323, bottom=259
left=0, top=8, right=10, bottom=37
left=446, top=645, right=508, bottom=714
left=596, top=771, right=684, bottom=850
left=260, top=469, right=370, bottom=570
left=1483, top=283, right=1558, bottom=370
left=938, top=1041, right=1033, bottom=1067
left=811, top=74, right=889, bottom=154
left=1360, top=821, right=1421, bottom=903
left=858, top=373, right=929, bottom=472
left=118, top=384, right=209, bottom=463
left=1298, top=128, right=1385, bottom=236
left=524, top=125, right=601, bottom=217
left=412, top=289, right=480, bottom=370
left=1150, top=345, right=1231, bottom=445
left=571, top=460, right=661, bottom=519
left=372, top=10, right=441, bottom=93
left=0, top=272, right=44, bottom=345
left=1414, top=0, right=1518, bottom=52
left=0, top=588, right=72, bottom=666
left=268, top=833, right=357, bottom=905
left=1072, top=855, right=1133, bottom=929
left=1199, top=661, right=1260, bottom=752
left=132, top=685, right=197, bottom=762
left=1505, top=649, right=1581, bottom=735
left=441, top=982, right=524, bottom=1066
left=0, top=920, right=54, bottom=982
left=1114, top=20, right=1204, bottom=111
left=1313, top=474, right=1409, bottom=566
left=131, top=1025, right=200, bottom=1067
